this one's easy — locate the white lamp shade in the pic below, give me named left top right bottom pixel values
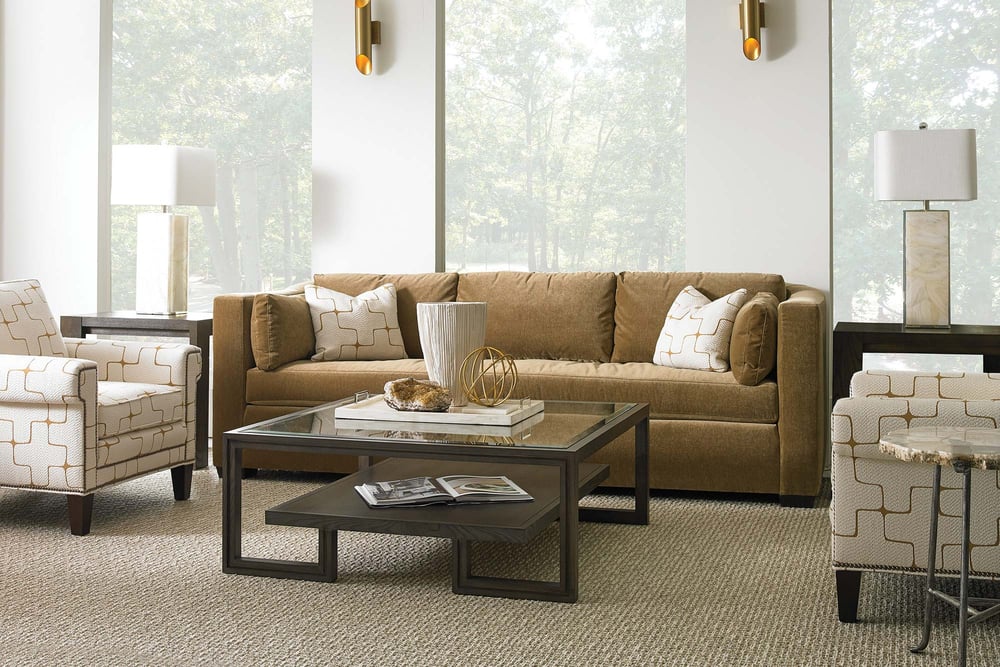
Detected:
left=874, top=129, right=977, bottom=202
left=111, top=145, right=217, bottom=206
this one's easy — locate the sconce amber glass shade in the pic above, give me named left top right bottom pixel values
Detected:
left=739, top=0, right=764, bottom=61
left=356, top=54, right=372, bottom=76
left=355, top=0, right=381, bottom=76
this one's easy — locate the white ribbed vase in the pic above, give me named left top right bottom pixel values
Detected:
left=416, top=302, right=487, bottom=408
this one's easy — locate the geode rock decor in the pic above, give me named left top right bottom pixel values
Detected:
left=383, top=378, right=452, bottom=412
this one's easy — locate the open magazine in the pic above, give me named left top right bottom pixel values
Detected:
left=355, top=474, right=533, bottom=508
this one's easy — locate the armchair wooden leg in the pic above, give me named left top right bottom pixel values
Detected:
left=171, top=464, right=194, bottom=501
left=836, top=569, right=862, bottom=622
left=67, top=494, right=94, bottom=536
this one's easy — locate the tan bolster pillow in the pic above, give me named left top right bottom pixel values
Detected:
left=730, top=292, right=779, bottom=386
left=250, top=293, right=315, bottom=371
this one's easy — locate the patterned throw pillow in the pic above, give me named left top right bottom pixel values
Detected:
left=305, top=283, right=406, bottom=361
left=0, top=279, right=67, bottom=357
left=653, top=286, right=748, bottom=372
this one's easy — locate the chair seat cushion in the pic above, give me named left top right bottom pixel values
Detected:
left=97, top=382, right=185, bottom=439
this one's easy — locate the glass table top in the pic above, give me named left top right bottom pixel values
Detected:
left=240, top=398, right=638, bottom=451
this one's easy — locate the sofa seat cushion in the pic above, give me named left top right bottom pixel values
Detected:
left=246, top=359, right=777, bottom=424
left=97, top=381, right=185, bottom=439
left=512, top=360, right=777, bottom=423
left=247, top=359, right=431, bottom=406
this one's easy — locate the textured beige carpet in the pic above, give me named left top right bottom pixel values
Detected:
left=2, top=468, right=998, bottom=667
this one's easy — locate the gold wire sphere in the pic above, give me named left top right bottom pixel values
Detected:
left=459, top=346, right=518, bottom=407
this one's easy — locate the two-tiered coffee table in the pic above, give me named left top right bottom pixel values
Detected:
left=222, top=398, right=649, bottom=603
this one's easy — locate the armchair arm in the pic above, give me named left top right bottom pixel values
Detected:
left=832, top=394, right=1000, bottom=461
left=0, top=354, right=98, bottom=492
left=0, top=353, right=97, bottom=405
left=65, top=338, right=201, bottom=387
left=850, top=369, right=1000, bottom=400
left=66, top=338, right=200, bottom=435
left=776, top=284, right=827, bottom=498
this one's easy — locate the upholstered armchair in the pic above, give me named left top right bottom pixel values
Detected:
left=0, top=279, right=200, bottom=535
left=831, top=370, right=1000, bottom=622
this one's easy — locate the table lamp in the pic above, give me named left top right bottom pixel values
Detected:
left=874, top=125, right=977, bottom=328
left=111, top=145, right=216, bottom=314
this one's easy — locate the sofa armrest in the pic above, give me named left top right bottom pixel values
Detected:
left=212, top=293, right=257, bottom=465
left=849, top=369, right=1000, bottom=400
left=776, top=283, right=827, bottom=498
left=0, top=353, right=98, bottom=405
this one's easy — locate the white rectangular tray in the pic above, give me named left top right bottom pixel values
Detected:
left=333, top=411, right=544, bottom=438
left=334, top=394, right=544, bottom=426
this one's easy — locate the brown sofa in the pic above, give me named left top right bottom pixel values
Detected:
left=213, top=271, right=827, bottom=504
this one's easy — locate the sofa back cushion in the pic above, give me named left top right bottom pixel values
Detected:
left=0, top=278, right=67, bottom=357
left=457, top=271, right=617, bottom=362
left=613, top=272, right=786, bottom=363
left=313, top=273, right=458, bottom=358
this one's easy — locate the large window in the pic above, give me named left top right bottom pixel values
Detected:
left=445, top=1, right=685, bottom=272
left=833, top=1, right=999, bottom=332
left=111, top=0, right=312, bottom=311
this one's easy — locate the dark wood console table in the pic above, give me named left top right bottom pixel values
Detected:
left=832, top=322, right=1000, bottom=404
left=60, top=312, right=213, bottom=469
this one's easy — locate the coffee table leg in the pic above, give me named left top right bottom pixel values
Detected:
left=222, top=439, right=338, bottom=582
left=452, top=458, right=579, bottom=602
left=579, top=415, right=650, bottom=525
left=911, top=464, right=941, bottom=653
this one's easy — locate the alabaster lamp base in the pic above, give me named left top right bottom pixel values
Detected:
left=135, top=211, right=188, bottom=315
left=903, top=209, right=950, bottom=329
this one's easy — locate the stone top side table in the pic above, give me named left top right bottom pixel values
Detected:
left=880, top=426, right=1000, bottom=667
left=881, top=426, right=1000, bottom=471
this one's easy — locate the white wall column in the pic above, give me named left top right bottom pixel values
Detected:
left=685, top=0, right=831, bottom=295
left=312, top=0, right=442, bottom=275
left=1, top=0, right=110, bottom=315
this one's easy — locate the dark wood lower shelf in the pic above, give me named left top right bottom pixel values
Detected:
left=266, top=458, right=609, bottom=543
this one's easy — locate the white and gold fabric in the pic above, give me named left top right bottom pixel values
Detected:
left=831, top=369, right=1000, bottom=621
left=652, top=286, right=748, bottom=372
left=305, top=283, right=406, bottom=361
left=0, top=279, right=201, bottom=535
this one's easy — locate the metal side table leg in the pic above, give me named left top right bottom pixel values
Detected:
left=911, top=464, right=942, bottom=654
left=957, top=462, right=972, bottom=667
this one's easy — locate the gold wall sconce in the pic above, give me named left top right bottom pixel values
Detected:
left=739, top=0, right=765, bottom=61
left=355, top=0, right=382, bottom=75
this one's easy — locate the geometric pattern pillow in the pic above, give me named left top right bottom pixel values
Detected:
left=305, top=283, right=406, bottom=361
left=652, top=286, right=748, bottom=372
left=0, top=278, right=67, bottom=357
